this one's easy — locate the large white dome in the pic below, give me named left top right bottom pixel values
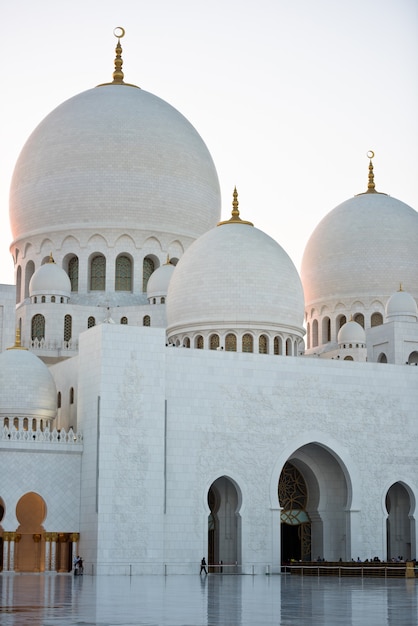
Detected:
left=166, top=203, right=305, bottom=337
left=0, top=347, right=57, bottom=419
left=9, top=84, right=221, bottom=242
left=301, top=192, right=418, bottom=306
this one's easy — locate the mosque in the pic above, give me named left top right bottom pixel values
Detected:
left=0, top=28, right=417, bottom=575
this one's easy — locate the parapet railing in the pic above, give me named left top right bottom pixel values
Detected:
left=281, top=562, right=417, bottom=578
left=0, top=426, right=82, bottom=444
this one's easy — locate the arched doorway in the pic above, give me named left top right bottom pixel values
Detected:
left=386, top=482, right=414, bottom=560
left=279, top=462, right=311, bottom=562
left=16, top=492, right=46, bottom=572
left=279, top=444, right=350, bottom=562
left=208, top=477, right=241, bottom=572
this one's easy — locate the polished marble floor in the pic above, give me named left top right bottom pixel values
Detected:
left=0, top=573, right=417, bottom=625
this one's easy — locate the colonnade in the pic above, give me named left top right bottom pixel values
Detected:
left=1, top=532, right=79, bottom=573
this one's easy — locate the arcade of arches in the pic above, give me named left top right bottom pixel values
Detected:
left=0, top=493, right=79, bottom=572
left=206, top=447, right=415, bottom=567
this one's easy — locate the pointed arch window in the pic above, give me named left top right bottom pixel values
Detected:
left=115, top=255, right=132, bottom=291
left=143, top=315, right=151, bottom=327
left=143, top=257, right=155, bottom=292
left=31, top=314, right=45, bottom=341
left=68, top=256, right=79, bottom=292
left=90, top=255, right=106, bottom=291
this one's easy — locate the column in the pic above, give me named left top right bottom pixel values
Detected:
left=9, top=533, right=16, bottom=572
left=2, top=532, right=9, bottom=571
left=33, top=534, right=42, bottom=572
left=44, top=533, right=51, bottom=572
left=58, top=534, right=68, bottom=572
left=50, top=533, right=58, bottom=572
left=271, top=508, right=282, bottom=574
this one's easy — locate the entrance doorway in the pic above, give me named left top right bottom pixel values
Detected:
left=208, top=476, right=241, bottom=572
left=279, top=462, right=311, bottom=562
left=386, top=482, right=414, bottom=560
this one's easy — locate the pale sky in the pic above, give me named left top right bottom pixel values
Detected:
left=1, top=0, right=417, bottom=284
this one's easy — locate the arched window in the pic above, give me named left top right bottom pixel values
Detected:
left=209, top=334, right=220, bottom=350
left=371, top=312, right=383, bottom=327
left=259, top=335, right=268, bottom=354
left=120, top=316, right=128, bottom=325
left=57, top=392, right=62, bottom=409
left=195, top=335, right=204, bottom=349
left=41, top=296, right=46, bottom=303
left=87, top=316, right=96, bottom=329
left=64, top=314, right=72, bottom=341
left=225, top=333, right=237, bottom=352
left=378, top=353, right=387, bottom=363
left=242, top=333, right=253, bottom=353
left=16, top=266, right=22, bottom=304
left=353, top=313, right=364, bottom=328
left=286, top=338, right=292, bottom=356
left=31, top=314, right=45, bottom=341
left=25, top=261, right=35, bottom=298
left=51, top=296, right=56, bottom=303
left=115, top=255, right=132, bottom=291
left=143, top=257, right=155, bottom=292
left=312, top=320, right=318, bottom=347
left=143, top=315, right=151, bottom=327
left=306, top=323, right=310, bottom=350
left=70, top=387, right=75, bottom=404
left=183, top=337, right=190, bottom=348
left=161, top=297, right=165, bottom=304
left=322, top=317, right=331, bottom=343
left=344, top=356, right=354, bottom=361
left=274, top=336, right=282, bottom=355
left=90, top=255, right=106, bottom=290
left=68, top=256, right=79, bottom=292
left=337, top=315, right=346, bottom=331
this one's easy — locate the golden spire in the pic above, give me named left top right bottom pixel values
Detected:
left=399, top=283, right=403, bottom=292
left=356, top=151, right=388, bottom=196
left=48, top=252, right=55, bottom=263
left=165, top=254, right=171, bottom=265
left=217, top=187, right=254, bottom=226
left=97, top=27, right=140, bottom=89
left=7, top=328, right=28, bottom=351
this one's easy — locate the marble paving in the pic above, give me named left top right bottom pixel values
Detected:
left=0, top=573, right=417, bottom=625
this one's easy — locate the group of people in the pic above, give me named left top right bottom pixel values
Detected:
left=73, top=555, right=84, bottom=576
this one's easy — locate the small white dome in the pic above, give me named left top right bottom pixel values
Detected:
left=166, top=199, right=305, bottom=338
left=147, top=263, right=175, bottom=300
left=337, top=320, right=366, bottom=345
left=0, top=347, right=57, bottom=419
left=386, top=289, right=418, bottom=321
left=29, top=258, right=71, bottom=298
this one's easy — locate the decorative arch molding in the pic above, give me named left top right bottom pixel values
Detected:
left=60, top=235, right=82, bottom=250
left=381, top=478, right=417, bottom=517
left=319, top=305, right=330, bottom=316
left=142, top=236, right=163, bottom=253
left=23, top=242, right=34, bottom=259
left=86, top=233, right=110, bottom=249
left=203, top=471, right=246, bottom=517
left=268, top=432, right=361, bottom=511
left=113, top=233, right=137, bottom=249
left=167, top=239, right=185, bottom=259
left=39, top=238, right=55, bottom=256
left=333, top=302, right=347, bottom=312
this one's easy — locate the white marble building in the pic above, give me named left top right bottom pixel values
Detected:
left=0, top=32, right=417, bottom=575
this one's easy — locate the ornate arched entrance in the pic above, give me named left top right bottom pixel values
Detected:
left=208, top=476, right=241, bottom=572
left=16, top=492, right=46, bottom=572
left=279, top=462, right=311, bottom=562
left=386, top=482, right=414, bottom=560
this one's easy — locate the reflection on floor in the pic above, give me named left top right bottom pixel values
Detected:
left=0, top=573, right=417, bottom=625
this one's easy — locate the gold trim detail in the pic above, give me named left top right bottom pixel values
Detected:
left=6, top=327, right=28, bottom=351
left=97, top=27, right=140, bottom=89
left=356, top=150, right=387, bottom=196
left=217, top=187, right=254, bottom=226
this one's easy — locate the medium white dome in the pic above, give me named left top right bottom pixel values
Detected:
left=385, top=289, right=418, bottom=321
left=29, top=258, right=71, bottom=298
left=10, top=84, right=221, bottom=243
left=0, top=348, right=57, bottom=419
left=301, top=192, right=418, bottom=306
left=166, top=203, right=305, bottom=338
left=337, top=320, right=366, bottom=345
left=147, top=262, right=175, bottom=300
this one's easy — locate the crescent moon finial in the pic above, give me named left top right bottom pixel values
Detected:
left=367, top=150, right=375, bottom=160
left=113, top=27, right=125, bottom=39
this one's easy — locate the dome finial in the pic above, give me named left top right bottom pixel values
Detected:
left=399, top=283, right=403, bottom=292
left=366, top=150, right=376, bottom=193
left=96, top=28, right=140, bottom=89
left=217, top=187, right=254, bottom=226
left=7, top=327, right=28, bottom=351
left=48, top=252, right=55, bottom=264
